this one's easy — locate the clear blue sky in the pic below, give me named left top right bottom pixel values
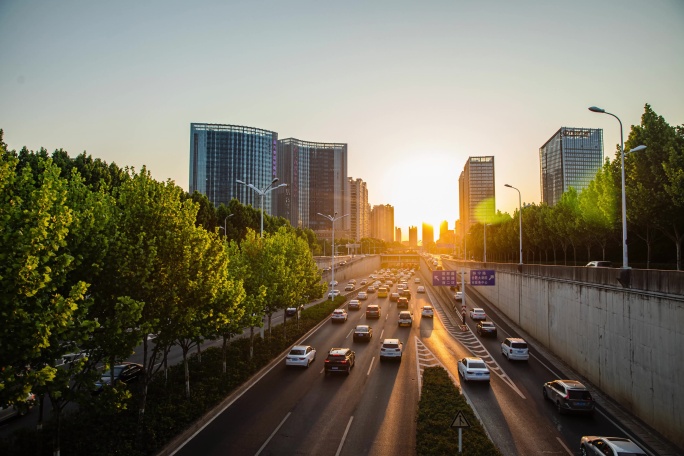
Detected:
left=2, top=0, right=683, bottom=239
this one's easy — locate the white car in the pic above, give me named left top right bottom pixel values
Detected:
left=328, top=289, right=340, bottom=298
left=501, top=337, right=529, bottom=361
left=580, top=436, right=647, bottom=456
left=457, top=357, right=490, bottom=382
left=360, top=279, right=367, bottom=285
left=417, top=285, right=426, bottom=293
left=285, top=345, right=316, bottom=368
left=331, top=308, right=348, bottom=323
left=454, top=291, right=463, bottom=302
left=470, top=308, right=486, bottom=320
left=414, top=277, right=421, bottom=283
left=398, top=310, right=413, bottom=327
left=421, top=305, right=434, bottom=317
left=357, top=291, right=368, bottom=300
left=380, top=338, right=403, bottom=361
left=330, top=280, right=338, bottom=287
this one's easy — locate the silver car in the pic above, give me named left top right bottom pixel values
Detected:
left=580, top=436, right=646, bottom=456
left=457, top=357, right=490, bottom=382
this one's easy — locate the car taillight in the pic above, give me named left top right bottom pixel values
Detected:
left=325, top=359, right=330, bottom=363
left=340, top=360, right=348, bottom=364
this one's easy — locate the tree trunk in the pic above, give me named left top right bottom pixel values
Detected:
left=222, top=334, right=229, bottom=374
left=183, top=347, right=190, bottom=399
left=249, top=327, right=254, bottom=359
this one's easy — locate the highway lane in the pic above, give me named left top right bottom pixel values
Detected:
left=174, top=276, right=419, bottom=456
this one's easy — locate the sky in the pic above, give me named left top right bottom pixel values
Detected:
left=2, top=0, right=683, bottom=240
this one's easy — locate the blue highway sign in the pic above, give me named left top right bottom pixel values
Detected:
left=470, top=269, right=496, bottom=286
left=432, top=270, right=459, bottom=286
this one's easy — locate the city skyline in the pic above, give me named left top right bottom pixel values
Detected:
left=1, top=1, right=683, bottom=236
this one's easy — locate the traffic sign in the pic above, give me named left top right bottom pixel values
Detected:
left=432, top=270, right=459, bottom=286
left=450, top=410, right=471, bottom=428
left=470, top=269, right=496, bottom=286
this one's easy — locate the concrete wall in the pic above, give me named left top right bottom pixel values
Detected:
left=320, top=255, right=382, bottom=285
left=443, top=260, right=684, bottom=449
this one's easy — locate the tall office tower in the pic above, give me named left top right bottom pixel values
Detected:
left=275, top=138, right=348, bottom=235
left=371, top=204, right=394, bottom=243
left=190, top=123, right=279, bottom=210
left=408, top=226, right=418, bottom=248
left=439, top=220, right=449, bottom=241
left=459, top=156, right=495, bottom=238
left=422, top=223, right=434, bottom=247
left=395, top=227, right=402, bottom=244
left=540, top=127, right=603, bottom=206
left=347, top=177, right=370, bottom=241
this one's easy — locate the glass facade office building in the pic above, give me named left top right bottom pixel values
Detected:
left=459, top=156, right=495, bottom=237
left=275, top=138, right=348, bottom=233
left=189, top=123, right=279, bottom=211
left=539, top=127, right=603, bottom=206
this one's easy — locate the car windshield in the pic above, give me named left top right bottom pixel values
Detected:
left=511, top=342, right=527, bottom=349
left=355, top=327, right=368, bottom=333
left=383, top=343, right=399, bottom=349
left=482, top=323, right=494, bottom=327
left=568, top=390, right=592, bottom=400
left=469, top=362, right=487, bottom=369
left=289, top=349, right=305, bottom=355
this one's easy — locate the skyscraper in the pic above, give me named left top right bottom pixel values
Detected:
left=540, top=127, right=603, bottom=206
left=395, top=227, right=402, bottom=244
left=408, top=226, right=418, bottom=248
left=459, top=156, right=495, bottom=238
left=189, top=123, right=279, bottom=211
left=275, top=138, right=348, bottom=234
left=422, top=223, right=434, bottom=247
left=371, top=204, right=394, bottom=243
left=347, top=177, right=370, bottom=241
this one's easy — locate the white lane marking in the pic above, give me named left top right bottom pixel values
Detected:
left=345, top=328, right=353, bottom=339
left=556, top=436, right=573, bottom=456
left=367, top=357, right=375, bottom=376
left=335, top=416, right=354, bottom=456
left=255, top=411, right=291, bottom=456
left=379, top=329, right=384, bottom=339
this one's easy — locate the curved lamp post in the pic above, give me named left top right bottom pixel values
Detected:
left=219, top=213, right=234, bottom=239
left=589, top=106, right=646, bottom=277
left=504, top=184, right=523, bottom=265
left=236, top=178, right=287, bottom=238
left=317, top=211, right=349, bottom=300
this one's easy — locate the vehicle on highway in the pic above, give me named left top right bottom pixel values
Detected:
left=579, top=436, right=647, bottom=456
left=378, top=287, right=389, bottom=298
left=417, top=285, right=426, bottom=293
left=367, top=285, right=376, bottom=293
left=366, top=304, right=380, bottom=318
left=476, top=321, right=497, bottom=337
left=380, top=339, right=403, bottom=361
left=353, top=325, right=373, bottom=342
left=398, top=311, right=412, bottom=327
left=454, top=291, right=463, bottom=302
left=348, top=299, right=360, bottom=310
left=585, top=261, right=612, bottom=268
left=390, top=292, right=400, bottom=302
left=330, top=280, right=338, bottom=287
left=469, top=308, right=486, bottom=320
left=0, top=393, right=35, bottom=423
left=399, top=289, right=411, bottom=300
left=348, top=279, right=356, bottom=284
left=397, top=296, right=409, bottom=308
left=357, top=291, right=368, bottom=300
left=285, top=304, right=303, bottom=317
left=331, top=308, right=348, bottom=323
left=457, top=357, right=490, bottom=382
left=344, top=283, right=355, bottom=291
left=324, top=348, right=355, bottom=375
left=285, top=345, right=316, bottom=368
left=360, top=279, right=367, bottom=285
left=94, top=362, right=143, bottom=393
left=414, top=277, right=421, bottom=283
left=396, top=283, right=406, bottom=292
left=501, top=337, right=529, bottom=361
left=421, top=305, right=434, bottom=317
left=543, top=379, right=595, bottom=414
left=328, top=289, right=340, bottom=298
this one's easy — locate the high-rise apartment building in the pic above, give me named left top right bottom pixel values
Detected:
left=395, top=227, right=402, bottom=244
left=371, top=204, right=394, bottom=243
left=275, top=138, right=348, bottom=234
left=408, top=226, right=418, bottom=248
left=439, top=220, right=449, bottom=241
left=189, top=123, right=279, bottom=210
left=459, top=156, right=495, bottom=237
left=422, top=223, right=434, bottom=247
left=540, top=127, right=603, bottom=206
left=347, top=177, right=370, bottom=241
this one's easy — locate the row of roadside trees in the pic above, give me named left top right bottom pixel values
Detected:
left=0, top=130, right=325, bottom=454
left=460, top=105, right=684, bottom=270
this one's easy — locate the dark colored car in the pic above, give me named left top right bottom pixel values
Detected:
left=397, top=297, right=409, bottom=308
left=399, top=289, right=412, bottom=300
left=94, top=362, right=143, bottom=393
left=366, top=304, right=380, bottom=319
left=324, top=348, right=355, bottom=375
left=543, top=379, right=595, bottom=414
left=477, top=321, right=497, bottom=337
left=353, top=325, right=373, bottom=342
left=285, top=304, right=304, bottom=317
left=348, top=299, right=360, bottom=310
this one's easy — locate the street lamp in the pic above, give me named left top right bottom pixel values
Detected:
left=505, top=184, right=523, bottom=265
left=317, top=211, right=349, bottom=300
left=236, top=178, right=287, bottom=238
left=589, top=106, right=647, bottom=276
left=219, top=213, right=234, bottom=238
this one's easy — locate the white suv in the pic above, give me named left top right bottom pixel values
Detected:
left=501, top=337, right=529, bottom=361
left=380, top=339, right=403, bottom=361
